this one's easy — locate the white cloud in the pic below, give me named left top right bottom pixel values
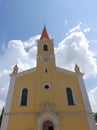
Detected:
left=0, top=100, right=5, bottom=113
left=83, top=28, right=90, bottom=33
left=0, top=24, right=97, bottom=114
left=23, top=35, right=40, bottom=48
left=90, top=40, right=97, bottom=57
left=88, top=87, right=97, bottom=112
left=0, top=36, right=38, bottom=114
left=56, top=31, right=97, bottom=78
left=66, top=22, right=82, bottom=35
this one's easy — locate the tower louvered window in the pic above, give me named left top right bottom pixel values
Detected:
left=20, top=88, right=28, bottom=106
left=66, top=87, right=74, bottom=105
left=43, top=44, right=48, bottom=51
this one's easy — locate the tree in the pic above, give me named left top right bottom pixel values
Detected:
left=0, top=107, right=4, bottom=127
left=93, top=113, right=97, bottom=123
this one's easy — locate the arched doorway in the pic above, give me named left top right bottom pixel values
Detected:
left=38, top=110, right=59, bottom=130
left=43, top=120, right=54, bottom=130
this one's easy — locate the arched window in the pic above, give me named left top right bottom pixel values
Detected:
left=44, top=67, right=48, bottom=73
left=20, top=88, right=28, bottom=106
left=66, top=87, right=74, bottom=105
left=43, top=44, right=48, bottom=51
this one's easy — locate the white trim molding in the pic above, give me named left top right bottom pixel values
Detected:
left=38, top=110, right=59, bottom=130
left=1, top=76, right=16, bottom=130
left=77, top=75, right=97, bottom=130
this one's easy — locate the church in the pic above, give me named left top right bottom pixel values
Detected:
left=1, top=27, right=96, bottom=130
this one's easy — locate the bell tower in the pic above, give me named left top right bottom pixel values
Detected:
left=37, top=26, right=56, bottom=71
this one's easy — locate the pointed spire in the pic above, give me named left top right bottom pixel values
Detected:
left=40, top=26, right=50, bottom=40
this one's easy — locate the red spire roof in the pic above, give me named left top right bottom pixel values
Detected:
left=40, top=26, right=50, bottom=40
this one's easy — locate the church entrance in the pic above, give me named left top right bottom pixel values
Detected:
left=43, top=120, right=54, bottom=130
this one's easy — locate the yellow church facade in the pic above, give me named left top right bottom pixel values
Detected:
left=1, top=27, right=96, bottom=130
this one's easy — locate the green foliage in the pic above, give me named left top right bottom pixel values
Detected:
left=0, top=107, right=4, bottom=127
left=93, top=112, right=97, bottom=122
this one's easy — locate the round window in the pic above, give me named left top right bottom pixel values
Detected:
left=44, top=85, right=49, bottom=89
left=43, top=83, right=50, bottom=89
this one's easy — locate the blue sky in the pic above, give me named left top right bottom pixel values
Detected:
left=0, top=0, right=97, bottom=113
left=0, top=0, right=97, bottom=44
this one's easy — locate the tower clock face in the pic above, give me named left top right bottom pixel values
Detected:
left=43, top=57, right=49, bottom=62
left=39, top=55, right=50, bottom=62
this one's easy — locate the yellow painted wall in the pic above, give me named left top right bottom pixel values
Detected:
left=10, top=70, right=85, bottom=112
left=60, top=114, right=90, bottom=130
left=7, top=114, right=90, bottom=130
